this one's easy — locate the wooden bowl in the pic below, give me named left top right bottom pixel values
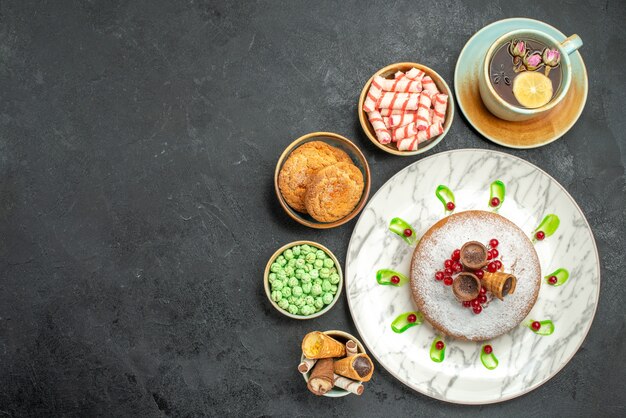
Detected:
left=263, top=240, right=343, bottom=320
left=274, top=132, right=371, bottom=229
left=300, top=330, right=367, bottom=397
left=358, top=62, right=455, bottom=156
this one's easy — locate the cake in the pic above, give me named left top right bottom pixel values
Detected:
left=410, top=210, right=541, bottom=341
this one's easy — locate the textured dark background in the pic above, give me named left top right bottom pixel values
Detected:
left=0, top=0, right=624, bottom=416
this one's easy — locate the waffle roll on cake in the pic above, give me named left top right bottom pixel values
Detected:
left=483, top=271, right=517, bottom=300
left=307, top=358, right=334, bottom=396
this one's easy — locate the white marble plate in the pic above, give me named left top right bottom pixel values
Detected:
left=346, top=149, right=600, bottom=404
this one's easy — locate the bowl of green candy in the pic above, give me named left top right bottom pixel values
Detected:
left=264, top=241, right=343, bottom=319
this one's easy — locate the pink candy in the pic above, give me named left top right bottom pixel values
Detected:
left=363, top=78, right=384, bottom=112
left=376, top=92, right=420, bottom=110
left=396, top=122, right=443, bottom=151
left=421, top=76, right=439, bottom=97
left=367, top=111, right=392, bottom=144
left=432, top=93, right=448, bottom=125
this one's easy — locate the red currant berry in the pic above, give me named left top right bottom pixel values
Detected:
left=489, top=238, right=499, bottom=248
left=535, top=231, right=545, bottom=240
left=452, top=262, right=463, bottom=273
left=531, top=321, right=541, bottom=331
left=407, top=314, right=417, bottom=323
left=446, top=202, right=455, bottom=211
left=473, top=305, right=483, bottom=314
left=478, top=295, right=487, bottom=304
left=471, top=299, right=480, bottom=307
left=403, top=228, right=413, bottom=237
left=462, top=301, right=471, bottom=307
left=480, top=286, right=486, bottom=295
left=391, top=275, right=400, bottom=284
left=435, top=271, right=444, bottom=281
left=443, top=277, right=453, bottom=286
left=444, top=259, right=453, bottom=268
left=483, top=345, right=493, bottom=354
left=495, top=260, right=503, bottom=270
left=474, top=270, right=484, bottom=279
left=487, top=262, right=498, bottom=273
left=490, top=197, right=500, bottom=207
left=444, top=268, right=453, bottom=276
left=435, top=341, right=445, bottom=350
left=487, top=251, right=493, bottom=260
left=548, top=275, right=558, bottom=285
left=490, top=248, right=499, bottom=258
left=452, top=249, right=461, bottom=261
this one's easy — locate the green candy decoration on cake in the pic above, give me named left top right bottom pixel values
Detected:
left=488, top=180, right=505, bottom=210
left=389, top=218, right=418, bottom=245
left=532, top=214, right=560, bottom=242
left=526, top=319, right=555, bottom=336
left=480, top=345, right=499, bottom=370
left=376, top=269, right=409, bottom=286
left=429, top=337, right=446, bottom=363
left=545, top=268, right=570, bottom=286
left=436, top=185, right=456, bottom=213
left=391, top=311, right=423, bottom=333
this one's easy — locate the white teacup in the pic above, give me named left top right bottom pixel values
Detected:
left=478, top=29, right=582, bottom=121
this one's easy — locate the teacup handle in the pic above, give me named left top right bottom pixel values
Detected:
left=561, top=34, right=583, bottom=55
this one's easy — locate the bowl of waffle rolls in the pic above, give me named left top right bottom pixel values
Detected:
left=299, top=330, right=374, bottom=397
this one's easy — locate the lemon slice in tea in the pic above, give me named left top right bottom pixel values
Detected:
left=512, top=71, right=553, bottom=108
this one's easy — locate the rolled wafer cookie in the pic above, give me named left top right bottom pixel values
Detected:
left=367, top=110, right=392, bottom=144
left=333, top=374, right=364, bottom=395
left=432, top=93, right=448, bottom=125
left=363, top=78, right=383, bottom=112
left=345, top=340, right=358, bottom=357
left=307, top=358, right=334, bottom=396
left=298, top=357, right=317, bottom=374
left=482, top=271, right=517, bottom=300
left=334, top=353, right=374, bottom=382
left=302, top=331, right=346, bottom=359
left=421, top=75, right=439, bottom=97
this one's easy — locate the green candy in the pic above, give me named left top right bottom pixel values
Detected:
left=305, top=253, right=316, bottom=264
left=294, top=296, right=306, bottom=307
left=329, top=273, right=340, bottom=285
left=319, top=268, right=330, bottom=279
left=330, top=284, right=338, bottom=293
left=271, top=290, right=282, bottom=302
left=281, top=287, right=292, bottom=298
left=314, top=259, right=324, bottom=269
left=288, top=277, right=299, bottom=288
left=292, top=286, right=303, bottom=297
left=301, top=244, right=312, bottom=254
left=313, top=278, right=323, bottom=286
left=311, top=284, right=322, bottom=296
left=295, top=259, right=305, bottom=269
left=271, top=280, right=283, bottom=291
left=276, top=255, right=287, bottom=266
left=277, top=299, right=289, bottom=309
left=300, top=305, right=312, bottom=316
left=284, top=266, right=294, bottom=277
left=287, top=296, right=297, bottom=304
left=323, top=258, right=334, bottom=268
left=300, top=273, right=311, bottom=283
left=303, top=264, right=312, bottom=272
left=315, top=250, right=326, bottom=260
left=321, top=280, right=332, bottom=292
left=305, top=295, right=315, bottom=306
left=270, top=263, right=281, bottom=273
left=314, top=297, right=324, bottom=309
left=295, top=269, right=304, bottom=279
left=322, top=292, right=333, bottom=305
left=276, top=270, right=287, bottom=280
left=268, top=273, right=277, bottom=283
left=288, top=304, right=298, bottom=315
left=310, top=269, right=319, bottom=279
left=292, top=246, right=301, bottom=256
left=302, top=283, right=312, bottom=294
left=284, top=249, right=294, bottom=260
left=287, top=258, right=297, bottom=268
left=329, top=267, right=337, bottom=274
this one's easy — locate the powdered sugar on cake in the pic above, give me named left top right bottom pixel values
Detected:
left=410, top=211, right=541, bottom=341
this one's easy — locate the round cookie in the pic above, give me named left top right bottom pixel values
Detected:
left=304, top=162, right=364, bottom=222
left=278, top=141, right=352, bottom=213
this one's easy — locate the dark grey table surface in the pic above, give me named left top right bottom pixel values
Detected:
left=1, top=1, right=625, bottom=417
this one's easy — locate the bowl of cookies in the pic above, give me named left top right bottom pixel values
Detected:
left=358, top=62, right=454, bottom=156
left=299, top=330, right=374, bottom=397
left=275, top=132, right=371, bottom=228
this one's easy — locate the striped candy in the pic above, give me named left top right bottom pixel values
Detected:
left=367, top=110, right=392, bottom=144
